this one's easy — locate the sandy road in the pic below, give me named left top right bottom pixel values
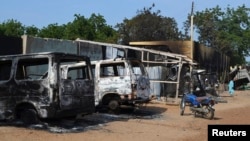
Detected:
left=0, top=90, right=250, bottom=141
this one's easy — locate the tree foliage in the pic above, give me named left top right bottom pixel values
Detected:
left=38, top=23, right=66, bottom=39
left=0, top=14, right=118, bottom=43
left=1, top=4, right=250, bottom=66
left=63, top=14, right=95, bottom=40
left=0, top=19, right=25, bottom=37
left=115, top=4, right=182, bottom=45
left=184, top=4, right=250, bottom=65
left=89, top=13, right=118, bottom=42
left=25, top=25, right=39, bottom=36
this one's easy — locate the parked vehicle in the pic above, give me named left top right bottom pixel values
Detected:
left=180, top=93, right=216, bottom=119
left=0, top=52, right=95, bottom=124
left=61, top=57, right=152, bottom=113
left=180, top=69, right=217, bottom=120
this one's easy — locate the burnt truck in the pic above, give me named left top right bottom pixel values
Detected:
left=0, top=52, right=95, bottom=124
left=61, top=57, right=152, bottom=112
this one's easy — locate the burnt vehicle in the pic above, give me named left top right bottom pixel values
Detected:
left=61, top=58, right=152, bottom=113
left=0, top=52, right=95, bottom=124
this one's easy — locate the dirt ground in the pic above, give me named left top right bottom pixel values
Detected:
left=0, top=90, right=250, bottom=141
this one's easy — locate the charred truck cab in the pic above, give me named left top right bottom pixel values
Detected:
left=0, top=52, right=95, bottom=124
left=61, top=58, right=151, bottom=112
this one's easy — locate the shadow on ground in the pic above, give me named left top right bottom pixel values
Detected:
left=0, top=106, right=167, bottom=133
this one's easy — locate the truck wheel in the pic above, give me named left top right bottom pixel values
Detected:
left=108, top=99, right=120, bottom=114
left=20, top=109, right=39, bottom=125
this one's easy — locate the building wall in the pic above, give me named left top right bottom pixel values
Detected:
left=0, top=36, right=22, bottom=55
left=77, top=42, right=103, bottom=60
left=194, top=42, right=229, bottom=73
left=129, top=41, right=192, bottom=59
left=130, top=40, right=229, bottom=74
left=22, top=35, right=105, bottom=61
left=22, top=35, right=78, bottom=54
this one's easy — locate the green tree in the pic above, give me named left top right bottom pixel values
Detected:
left=0, top=19, right=25, bottom=37
left=89, top=13, right=118, bottom=43
left=63, top=14, right=95, bottom=40
left=25, top=25, right=39, bottom=36
left=116, top=4, right=182, bottom=45
left=184, top=5, right=250, bottom=65
left=38, top=23, right=66, bottom=39
left=1, top=14, right=118, bottom=42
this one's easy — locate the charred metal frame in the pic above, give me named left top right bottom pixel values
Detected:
left=0, top=52, right=95, bottom=121
left=76, top=39, right=197, bottom=104
left=61, top=58, right=151, bottom=109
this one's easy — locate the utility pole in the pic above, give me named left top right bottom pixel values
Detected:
left=190, top=1, right=194, bottom=93
left=190, top=1, right=194, bottom=61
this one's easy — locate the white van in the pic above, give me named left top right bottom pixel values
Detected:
left=61, top=58, right=152, bottom=112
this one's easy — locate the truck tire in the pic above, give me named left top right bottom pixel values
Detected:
left=108, top=99, right=120, bottom=114
left=20, top=109, right=39, bottom=125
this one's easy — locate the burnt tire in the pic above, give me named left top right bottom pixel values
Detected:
left=20, top=109, right=39, bottom=125
left=108, top=99, right=120, bottom=114
left=180, top=96, right=186, bottom=116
